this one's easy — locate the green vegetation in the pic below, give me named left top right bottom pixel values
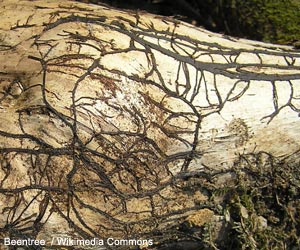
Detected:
left=209, top=152, right=300, bottom=249
left=176, top=151, right=300, bottom=249
left=231, top=0, right=300, bottom=44
left=84, top=0, right=300, bottom=45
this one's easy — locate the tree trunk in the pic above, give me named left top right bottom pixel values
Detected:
left=0, top=0, right=299, bottom=249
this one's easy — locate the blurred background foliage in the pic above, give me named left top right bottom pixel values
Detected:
left=79, top=0, right=300, bottom=46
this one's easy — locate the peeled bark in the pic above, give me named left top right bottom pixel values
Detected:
left=0, top=0, right=299, bottom=249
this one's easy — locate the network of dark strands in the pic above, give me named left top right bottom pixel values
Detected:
left=0, top=6, right=300, bottom=250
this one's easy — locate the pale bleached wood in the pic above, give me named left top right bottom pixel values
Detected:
left=0, top=0, right=299, bottom=248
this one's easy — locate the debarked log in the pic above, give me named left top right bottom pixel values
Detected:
left=0, top=0, right=299, bottom=249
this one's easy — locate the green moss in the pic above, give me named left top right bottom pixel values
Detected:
left=223, top=152, right=300, bottom=249
left=234, top=0, right=300, bottom=44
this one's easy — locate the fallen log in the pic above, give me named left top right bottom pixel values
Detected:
left=0, top=0, right=299, bottom=249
